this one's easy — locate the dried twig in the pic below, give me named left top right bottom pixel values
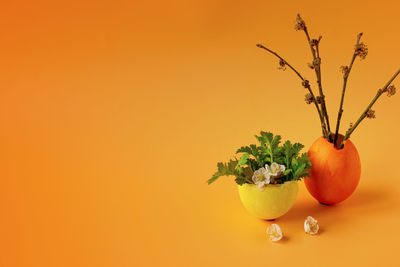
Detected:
left=343, top=69, right=400, bottom=143
left=256, top=44, right=328, bottom=137
left=296, top=14, right=331, bottom=139
left=257, top=14, right=397, bottom=147
left=333, top=33, right=364, bottom=147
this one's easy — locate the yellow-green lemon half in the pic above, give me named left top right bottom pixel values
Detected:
left=237, top=181, right=298, bottom=220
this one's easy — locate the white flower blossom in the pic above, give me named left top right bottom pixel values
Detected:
left=304, top=216, right=319, bottom=235
left=252, top=167, right=271, bottom=190
left=269, top=162, right=286, bottom=177
left=266, top=224, right=283, bottom=242
left=252, top=163, right=286, bottom=189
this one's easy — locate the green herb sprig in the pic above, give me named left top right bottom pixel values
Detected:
left=207, top=131, right=311, bottom=186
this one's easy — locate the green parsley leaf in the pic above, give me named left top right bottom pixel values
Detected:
left=208, top=131, right=311, bottom=185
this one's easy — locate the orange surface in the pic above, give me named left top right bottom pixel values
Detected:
left=0, top=1, right=399, bottom=266
left=305, top=136, right=361, bottom=205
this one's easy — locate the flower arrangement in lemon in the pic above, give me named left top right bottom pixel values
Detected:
left=207, top=131, right=311, bottom=189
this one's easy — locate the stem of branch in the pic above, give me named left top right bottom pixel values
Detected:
left=300, top=17, right=331, bottom=140
left=256, top=44, right=305, bottom=80
left=343, top=68, right=400, bottom=142
left=315, top=36, right=332, bottom=138
left=256, top=44, right=328, bottom=138
left=334, top=33, right=363, bottom=147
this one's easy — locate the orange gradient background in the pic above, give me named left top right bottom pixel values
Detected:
left=1, top=1, right=399, bottom=266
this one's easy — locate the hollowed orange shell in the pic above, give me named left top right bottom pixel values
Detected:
left=304, top=136, right=361, bottom=205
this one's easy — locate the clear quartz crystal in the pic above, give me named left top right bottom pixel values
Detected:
left=266, top=224, right=283, bottom=242
left=304, top=216, right=319, bottom=235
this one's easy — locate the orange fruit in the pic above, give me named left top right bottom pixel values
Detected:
left=304, top=135, right=361, bottom=205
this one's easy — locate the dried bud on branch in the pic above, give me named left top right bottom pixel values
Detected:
left=316, top=96, right=324, bottom=104
left=294, top=14, right=306, bottom=31
left=307, top=63, right=314, bottom=69
left=278, top=59, right=286, bottom=70
left=313, top=58, right=321, bottom=67
left=302, top=79, right=310, bottom=88
left=340, top=65, right=349, bottom=75
left=355, top=42, right=368, bottom=59
left=305, top=93, right=314, bottom=104
left=385, top=85, right=396, bottom=97
left=366, top=109, right=376, bottom=119
left=310, top=39, right=319, bottom=47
